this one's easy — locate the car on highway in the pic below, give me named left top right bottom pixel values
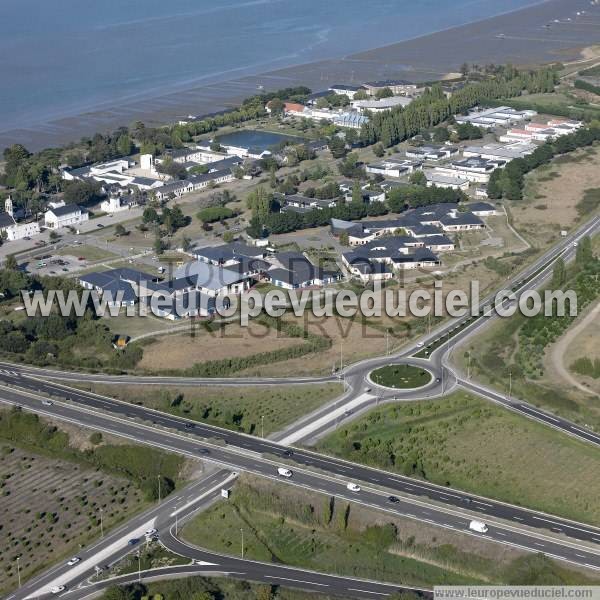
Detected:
left=145, top=528, right=158, bottom=538
left=51, top=585, right=66, bottom=594
left=277, top=467, right=293, bottom=478
left=388, top=495, right=400, bottom=503
left=184, top=422, right=195, bottom=429
left=416, top=342, right=425, bottom=347
left=128, top=538, right=139, bottom=546
left=346, top=482, right=361, bottom=492
left=196, top=448, right=210, bottom=455
left=468, top=520, right=488, bottom=533
left=41, top=399, right=53, bottom=406
left=282, top=449, right=293, bottom=457
left=96, top=223, right=104, bottom=228
left=67, top=557, right=80, bottom=566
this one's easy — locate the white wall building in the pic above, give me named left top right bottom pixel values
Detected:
left=44, top=204, right=89, bottom=229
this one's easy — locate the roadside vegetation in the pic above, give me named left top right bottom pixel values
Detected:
left=456, top=237, right=600, bottom=429
left=0, top=408, right=189, bottom=595
left=72, top=383, right=343, bottom=437
left=317, top=391, right=600, bottom=526
left=0, top=408, right=185, bottom=500
left=181, top=476, right=599, bottom=588
left=99, top=577, right=353, bottom=600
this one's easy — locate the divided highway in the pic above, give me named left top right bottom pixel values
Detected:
left=2, top=383, right=600, bottom=579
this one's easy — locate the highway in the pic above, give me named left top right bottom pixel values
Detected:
left=1, top=213, right=599, bottom=597
left=2, top=383, right=600, bottom=588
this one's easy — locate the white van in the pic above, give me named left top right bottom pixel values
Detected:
left=277, top=467, right=293, bottom=478
left=346, top=482, right=361, bottom=492
left=469, top=520, right=488, bottom=533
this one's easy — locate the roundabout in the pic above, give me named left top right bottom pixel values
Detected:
left=368, top=364, right=433, bottom=390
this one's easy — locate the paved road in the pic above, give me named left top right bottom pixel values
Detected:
left=2, top=213, right=599, bottom=597
left=2, top=385, right=600, bottom=587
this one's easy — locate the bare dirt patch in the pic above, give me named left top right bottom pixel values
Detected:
left=516, top=145, right=600, bottom=247
left=137, top=321, right=304, bottom=371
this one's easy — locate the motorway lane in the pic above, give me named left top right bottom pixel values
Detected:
left=2, top=375, right=600, bottom=549
left=3, top=386, right=600, bottom=574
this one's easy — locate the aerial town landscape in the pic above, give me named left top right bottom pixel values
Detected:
left=1, top=1, right=600, bottom=599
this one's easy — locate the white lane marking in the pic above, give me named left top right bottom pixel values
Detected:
left=347, top=589, right=389, bottom=596
left=265, top=576, right=329, bottom=587
left=520, top=406, right=560, bottom=423
left=571, top=426, right=600, bottom=441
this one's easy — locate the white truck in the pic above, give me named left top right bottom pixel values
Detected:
left=469, top=520, right=488, bottom=533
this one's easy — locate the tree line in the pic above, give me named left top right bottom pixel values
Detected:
left=359, top=65, right=558, bottom=148
left=487, top=124, right=600, bottom=201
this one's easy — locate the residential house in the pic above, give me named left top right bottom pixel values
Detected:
left=44, top=204, right=89, bottom=229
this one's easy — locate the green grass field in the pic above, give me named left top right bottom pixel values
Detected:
left=181, top=477, right=598, bottom=588
left=317, top=391, right=600, bottom=526
left=370, top=365, right=432, bottom=389
left=72, top=383, right=343, bottom=437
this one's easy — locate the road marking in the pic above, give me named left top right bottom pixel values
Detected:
left=266, top=576, right=329, bottom=587
left=347, top=589, right=389, bottom=596
left=571, top=426, right=600, bottom=441
left=521, top=406, right=560, bottom=423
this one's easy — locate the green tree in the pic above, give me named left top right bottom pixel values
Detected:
left=376, top=87, right=394, bottom=99
left=117, top=134, right=134, bottom=157
left=551, top=257, right=566, bottom=288
left=115, top=224, right=128, bottom=237
left=352, top=180, right=363, bottom=204
left=339, top=231, right=350, bottom=246
left=409, top=170, right=427, bottom=186
left=222, top=230, right=234, bottom=243
left=4, top=254, right=18, bottom=271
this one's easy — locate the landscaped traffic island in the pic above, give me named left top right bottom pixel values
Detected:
left=370, top=364, right=432, bottom=389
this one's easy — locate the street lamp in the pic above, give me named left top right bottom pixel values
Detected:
left=261, top=415, right=265, bottom=439
left=175, top=505, right=179, bottom=536
left=16, top=557, right=21, bottom=588
left=157, top=475, right=161, bottom=503
left=137, top=552, right=141, bottom=582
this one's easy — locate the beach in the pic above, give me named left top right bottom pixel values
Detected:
left=2, top=0, right=598, bottom=152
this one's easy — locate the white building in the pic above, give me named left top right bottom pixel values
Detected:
left=0, top=198, right=41, bottom=241
left=425, top=171, right=470, bottom=191
left=352, top=97, right=413, bottom=113
left=366, top=159, right=422, bottom=178
left=44, top=204, right=89, bottom=229
left=329, top=84, right=364, bottom=99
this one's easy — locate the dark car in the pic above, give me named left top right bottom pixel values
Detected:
left=282, top=449, right=293, bottom=457
left=388, top=496, right=400, bottom=503
left=127, top=538, right=139, bottom=546
left=184, top=422, right=195, bottom=429
left=196, top=448, right=210, bottom=455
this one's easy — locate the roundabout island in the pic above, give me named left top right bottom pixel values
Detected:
left=369, top=364, right=433, bottom=390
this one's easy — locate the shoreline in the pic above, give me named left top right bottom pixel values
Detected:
left=2, top=0, right=598, bottom=152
